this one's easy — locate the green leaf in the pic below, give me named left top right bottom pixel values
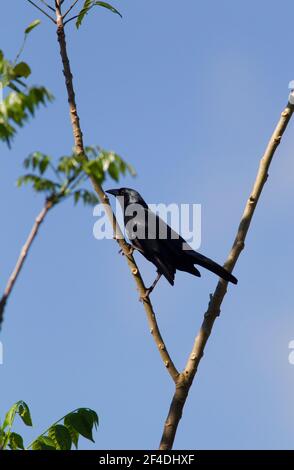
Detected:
left=76, top=0, right=122, bottom=29
left=17, top=174, right=59, bottom=194
left=87, top=409, right=99, bottom=429
left=48, top=425, right=72, bottom=450
left=3, top=403, right=19, bottom=430
left=13, top=62, right=31, bottom=78
left=0, top=62, right=53, bottom=145
left=25, top=19, right=41, bottom=35
left=83, top=159, right=104, bottom=183
left=57, top=154, right=83, bottom=177
left=64, top=416, right=79, bottom=449
left=24, top=152, right=52, bottom=175
left=38, top=436, right=57, bottom=448
left=73, top=190, right=81, bottom=205
left=94, top=1, right=122, bottom=18
left=18, top=402, right=32, bottom=426
left=8, top=432, right=24, bottom=450
left=0, top=429, right=7, bottom=449
left=65, top=409, right=97, bottom=443
left=124, top=161, right=136, bottom=177
left=32, top=437, right=56, bottom=450
left=80, top=189, right=99, bottom=206
left=2, top=401, right=32, bottom=431
left=31, top=440, right=42, bottom=450
left=39, top=156, right=50, bottom=174
left=76, top=0, right=92, bottom=29
left=108, top=161, right=120, bottom=181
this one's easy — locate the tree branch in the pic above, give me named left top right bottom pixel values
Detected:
left=26, top=0, right=56, bottom=23
left=63, top=0, right=80, bottom=19
left=159, top=102, right=294, bottom=449
left=0, top=199, right=53, bottom=327
left=54, top=3, right=179, bottom=382
left=39, top=0, right=56, bottom=12
left=63, top=15, right=79, bottom=26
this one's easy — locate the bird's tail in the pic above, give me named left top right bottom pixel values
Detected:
left=188, top=251, right=238, bottom=284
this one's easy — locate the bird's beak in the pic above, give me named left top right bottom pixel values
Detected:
left=106, top=189, right=120, bottom=197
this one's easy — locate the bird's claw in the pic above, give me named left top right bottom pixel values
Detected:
left=139, top=289, right=151, bottom=303
left=118, top=244, right=135, bottom=257
left=127, top=246, right=135, bottom=256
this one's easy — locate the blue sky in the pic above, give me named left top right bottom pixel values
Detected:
left=1, top=0, right=294, bottom=449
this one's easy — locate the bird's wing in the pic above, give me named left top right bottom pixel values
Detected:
left=127, top=207, right=237, bottom=285
left=126, top=208, right=176, bottom=285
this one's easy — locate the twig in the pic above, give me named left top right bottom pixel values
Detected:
left=26, top=0, right=56, bottom=23
left=63, top=0, right=80, bottom=19
left=63, top=15, right=79, bottom=26
left=39, top=0, right=55, bottom=12
left=0, top=166, right=86, bottom=328
left=14, top=34, right=28, bottom=66
left=0, top=199, right=53, bottom=327
left=54, top=2, right=179, bottom=382
left=159, top=102, right=294, bottom=450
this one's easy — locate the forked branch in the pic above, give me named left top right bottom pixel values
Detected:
left=26, top=0, right=56, bottom=23
left=24, top=0, right=290, bottom=449
left=63, top=0, right=80, bottom=19
left=159, top=102, right=294, bottom=449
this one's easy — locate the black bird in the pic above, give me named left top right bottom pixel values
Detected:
left=107, top=188, right=237, bottom=297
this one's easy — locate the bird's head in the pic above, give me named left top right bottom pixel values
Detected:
left=106, top=187, right=148, bottom=208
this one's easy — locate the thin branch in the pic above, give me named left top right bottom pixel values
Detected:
left=26, top=0, right=56, bottom=23
left=14, top=34, right=28, bottom=66
left=49, top=162, right=62, bottom=182
left=0, top=199, right=53, bottom=327
left=39, top=0, right=56, bottom=12
left=159, top=102, right=294, bottom=450
left=54, top=4, right=179, bottom=382
left=63, top=0, right=80, bottom=19
left=68, top=172, right=86, bottom=190
left=0, top=167, right=87, bottom=328
left=63, top=15, right=79, bottom=26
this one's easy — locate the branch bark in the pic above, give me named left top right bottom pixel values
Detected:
left=0, top=199, right=53, bottom=327
left=159, top=102, right=294, bottom=450
left=54, top=1, right=179, bottom=382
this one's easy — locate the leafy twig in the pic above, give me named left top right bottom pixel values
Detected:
left=0, top=148, right=131, bottom=328
left=159, top=102, right=294, bottom=450
left=25, top=408, right=78, bottom=449
left=0, top=401, right=98, bottom=450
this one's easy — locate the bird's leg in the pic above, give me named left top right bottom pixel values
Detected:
left=140, top=272, right=162, bottom=302
left=118, top=243, right=135, bottom=257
